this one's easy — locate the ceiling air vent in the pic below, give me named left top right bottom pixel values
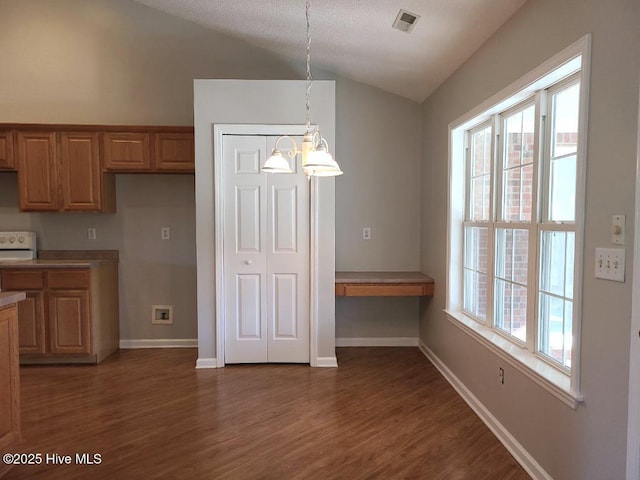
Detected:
left=392, top=9, right=420, bottom=33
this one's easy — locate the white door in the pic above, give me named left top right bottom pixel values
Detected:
left=223, top=134, right=310, bottom=364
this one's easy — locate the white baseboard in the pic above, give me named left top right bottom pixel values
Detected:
left=119, top=339, right=197, bottom=349
left=315, top=356, right=338, bottom=367
left=195, top=358, right=218, bottom=369
left=418, top=339, right=552, bottom=480
left=336, top=337, right=418, bottom=347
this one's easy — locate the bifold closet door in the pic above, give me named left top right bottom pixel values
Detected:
left=223, top=134, right=309, bottom=364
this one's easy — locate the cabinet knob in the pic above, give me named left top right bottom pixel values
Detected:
left=244, top=260, right=252, bottom=265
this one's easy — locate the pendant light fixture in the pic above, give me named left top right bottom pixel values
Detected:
left=262, top=0, right=343, bottom=177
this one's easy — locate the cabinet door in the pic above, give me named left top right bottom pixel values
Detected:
left=48, top=290, right=91, bottom=355
left=0, top=131, right=16, bottom=170
left=154, top=132, right=194, bottom=172
left=60, top=132, right=102, bottom=211
left=17, top=132, right=58, bottom=211
left=16, top=292, right=46, bottom=355
left=103, top=132, right=150, bottom=170
left=0, top=305, right=20, bottom=454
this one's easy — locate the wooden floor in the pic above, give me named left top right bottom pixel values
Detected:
left=4, top=348, right=529, bottom=480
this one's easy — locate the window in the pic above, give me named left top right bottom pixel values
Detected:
left=448, top=36, right=590, bottom=407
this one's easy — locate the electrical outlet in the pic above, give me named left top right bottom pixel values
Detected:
left=152, top=305, right=173, bottom=324
left=88, top=228, right=96, bottom=240
left=161, top=227, right=170, bottom=240
left=498, top=367, right=505, bottom=385
left=595, top=248, right=625, bottom=282
left=362, top=227, right=371, bottom=240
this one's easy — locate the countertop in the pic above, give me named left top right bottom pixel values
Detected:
left=0, top=291, right=26, bottom=308
left=0, top=250, right=118, bottom=269
left=0, top=259, right=114, bottom=269
left=335, top=271, right=434, bottom=284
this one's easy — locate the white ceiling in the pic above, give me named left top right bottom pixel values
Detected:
left=134, top=0, right=527, bottom=103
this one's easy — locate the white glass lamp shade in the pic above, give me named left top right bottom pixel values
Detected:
left=262, top=149, right=293, bottom=173
left=311, top=163, right=343, bottom=176
left=303, top=145, right=343, bottom=176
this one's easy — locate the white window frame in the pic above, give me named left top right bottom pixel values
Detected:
left=446, top=35, right=591, bottom=408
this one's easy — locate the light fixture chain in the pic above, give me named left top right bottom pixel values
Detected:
left=305, top=0, right=312, bottom=132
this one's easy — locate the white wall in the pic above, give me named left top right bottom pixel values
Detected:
left=0, top=0, right=423, bottom=343
left=420, top=0, right=639, bottom=478
left=193, top=80, right=336, bottom=365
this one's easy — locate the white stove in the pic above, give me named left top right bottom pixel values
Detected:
left=0, top=231, right=37, bottom=262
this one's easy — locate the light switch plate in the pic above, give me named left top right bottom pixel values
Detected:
left=595, top=248, right=625, bottom=282
left=612, top=215, right=625, bottom=245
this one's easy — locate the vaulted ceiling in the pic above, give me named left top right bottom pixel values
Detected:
left=134, top=0, right=527, bottom=102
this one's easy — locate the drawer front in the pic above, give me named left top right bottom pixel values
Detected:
left=1, top=271, right=45, bottom=290
left=47, top=270, right=90, bottom=290
left=342, top=284, right=428, bottom=297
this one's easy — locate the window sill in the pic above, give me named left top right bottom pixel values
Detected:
left=444, top=309, right=583, bottom=409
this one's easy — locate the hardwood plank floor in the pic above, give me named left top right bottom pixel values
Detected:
left=4, top=348, right=529, bottom=479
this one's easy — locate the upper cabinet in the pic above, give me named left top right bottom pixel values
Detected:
left=60, top=132, right=114, bottom=212
left=17, top=132, right=59, bottom=211
left=0, top=124, right=193, bottom=213
left=0, top=131, right=16, bottom=170
left=102, top=132, right=151, bottom=170
left=154, top=132, right=194, bottom=172
left=16, top=130, right=115, bottom=213
left=102, top=127, right=194, bottom=173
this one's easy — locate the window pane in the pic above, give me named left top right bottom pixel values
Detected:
left=540, top=231, right=574, bottom=299
left=549, top=155, right=576, bottom=222
left=469, top=126, right=492, bottom=222
left=464, top=227, right=488, bottom=273
left=504, top=164, right=534, bottom=222
left=464, top=226, right=489, bottom=320
left=470, top=175, right=491, bottom=221
left=552, top=83, right=580, bottom=158
left=495, top=279, right=527, bottom=342
left=504, top=105, right=535, bottom=168
left=539, top=293, right=573, bottom=368
left=464, top=270, right=488, bottom=320
left=495, top=229, right=528, bottom=285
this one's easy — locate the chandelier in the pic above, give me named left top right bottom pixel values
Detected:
left=261, top=0, right=343, bottom=177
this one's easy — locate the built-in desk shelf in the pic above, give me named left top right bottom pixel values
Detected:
left=335, top=272, right=434, bottom=297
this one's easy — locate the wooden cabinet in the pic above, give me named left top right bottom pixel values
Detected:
left=103, top=132, right=151, bottom=170
left=17, top=131, right=59, bottom=211
left=61, top=132, right=114, bottom=212
left=0, top=131, right=16, bottom=170
left=154, top=132, right=194, bottom=171
left=0, top=264, right=119, bottom=364
left=16, top=291, right=46, bottom=355
left=103, top=128, right=194, bottom=173
left=0, top=304, right=21, bottom=478
left=15, top=130, right=115, bottom=213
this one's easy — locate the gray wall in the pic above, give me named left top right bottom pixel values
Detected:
left=420, top=0, right=639, bottom=478
left=0, top=0, right=422, bottom=341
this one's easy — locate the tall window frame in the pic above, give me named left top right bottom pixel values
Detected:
left=447, top=36, right=590, bottom=408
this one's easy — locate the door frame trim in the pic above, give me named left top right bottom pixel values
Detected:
left=626, top=82, right=640, bottom=480
left=213, top=124, right=318, bottom=367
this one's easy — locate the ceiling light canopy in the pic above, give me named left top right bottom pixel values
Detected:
left=262, top=0, right=343, bottom=178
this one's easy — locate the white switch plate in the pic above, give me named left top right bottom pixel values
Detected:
left=362, top=227, right=371, bottom=240
left=161, top=227, right=170, bottom=240
left=612, top=215, right=625, bottom=245
left=595, top=248, right=625, bottom=282
left=88, top=228, right=96, bottom=240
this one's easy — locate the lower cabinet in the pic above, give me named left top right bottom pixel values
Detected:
left=1, top=265, right=119, bottom=364
left=0, top=304, right=21, bottom=479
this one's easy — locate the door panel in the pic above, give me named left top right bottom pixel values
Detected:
left=224, top=136, right=268, bottom=363
left=236, top=186, right=262, bottom=252
left=236, top=274, right=262, bottom=339
left=223, top=134, right=309, bottom=364
left=272, top=274, right=297, bottom=338
left=265, top=135, right=309, bottom=363
left=272, top=186, right=298, bottom=252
